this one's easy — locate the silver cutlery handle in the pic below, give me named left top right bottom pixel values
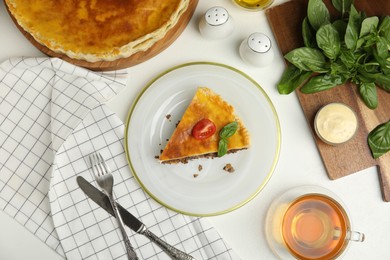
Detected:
left=108, top=195, right=139, bottom=260
left=139, top=227, right=194, bottom=260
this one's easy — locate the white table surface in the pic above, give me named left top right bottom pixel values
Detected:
left=0, top=0, right=389, bottom=259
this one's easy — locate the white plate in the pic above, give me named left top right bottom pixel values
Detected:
left=124, top=62, right=281, bottom=216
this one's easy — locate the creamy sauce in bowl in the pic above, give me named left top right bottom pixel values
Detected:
left=314, top=103, right=358, bottom=145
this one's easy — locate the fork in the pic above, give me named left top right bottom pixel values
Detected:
left=90, top=152, right=138, bottom=260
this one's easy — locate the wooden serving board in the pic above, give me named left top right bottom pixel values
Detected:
left=5, top=0, right=198, bottom=71
left=266, top=0, right=390, bottom=201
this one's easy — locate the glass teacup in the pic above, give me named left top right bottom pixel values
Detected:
left=265, top=186, right=364, bottom=259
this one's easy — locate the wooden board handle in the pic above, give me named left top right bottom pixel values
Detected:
left=378, top=151, right=390, bottom=201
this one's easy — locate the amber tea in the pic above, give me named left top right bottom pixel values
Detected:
left=233, top=0, right=274, bottom=10
left=281, top=194, right=349, bottom=260
left=266, top=186, right=365, bottom=260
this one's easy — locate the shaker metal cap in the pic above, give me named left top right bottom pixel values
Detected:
left=204, top=6, right=229, bottom=26
left=247, top=33, right=271, bottom=53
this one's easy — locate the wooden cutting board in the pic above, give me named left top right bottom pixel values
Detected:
left=5, top=0, right=198, bottom=71
left=266, top=0, right=390, bottom=201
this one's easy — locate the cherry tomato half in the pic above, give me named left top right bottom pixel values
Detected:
left=192, top=119, right=216, bottom=140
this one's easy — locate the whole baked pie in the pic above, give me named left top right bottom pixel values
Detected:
left=5, top=0, right=189, bottom=62
left=159, top=87, right=251, bottom=164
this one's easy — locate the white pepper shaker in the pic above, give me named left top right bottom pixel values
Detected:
left=239, top=32, right=274, bottom=67
left=199, top=6, right=234, bottom=39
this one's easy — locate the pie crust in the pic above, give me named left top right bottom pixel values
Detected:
left=5, top=0, right=189, bottom=62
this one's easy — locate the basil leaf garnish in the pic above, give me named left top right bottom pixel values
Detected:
left=218, top=139, right=228, bottom=157
left=368, top=121, right=390, bottom=159
left=218, top=121, right=239, bottom=157
left=219, top=121, right=238, bottom=139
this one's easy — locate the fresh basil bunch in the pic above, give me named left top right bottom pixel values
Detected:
left=277, top=0, right=390, bottom=158
left=277, top=0, right=389, bottom=110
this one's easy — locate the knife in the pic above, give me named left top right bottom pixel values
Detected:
left=76, top=176, right=194, bottom=260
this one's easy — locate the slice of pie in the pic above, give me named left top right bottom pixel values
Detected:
left=5, top=0, right=189, bottom=62
left=159, top=87, right=250, bottom=164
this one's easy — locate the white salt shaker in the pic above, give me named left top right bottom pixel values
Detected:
left=239, top=32, right=274, bottom=67
left=199, top=6, right=234, bottom=39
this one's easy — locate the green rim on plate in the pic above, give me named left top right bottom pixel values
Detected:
left=124, top=61, right=281, bottom=216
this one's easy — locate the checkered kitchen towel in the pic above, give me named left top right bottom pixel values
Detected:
left=0, top=57, right=239, bottom=260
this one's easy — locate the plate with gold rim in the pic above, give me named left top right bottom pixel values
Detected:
left=124, top=62, right=281, bottom=216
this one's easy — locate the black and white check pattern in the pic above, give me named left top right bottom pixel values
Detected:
left=0, top=57, right=239, bottom=259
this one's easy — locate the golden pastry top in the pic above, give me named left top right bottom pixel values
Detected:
left=5, top=0, right=189, bottom=61
left=160, top=87, right=251, bottom=162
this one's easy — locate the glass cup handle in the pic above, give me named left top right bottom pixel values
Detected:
left=347, top=230, right=365, bottom=242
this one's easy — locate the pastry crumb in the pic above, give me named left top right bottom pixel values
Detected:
left=166, top=114, right=172, bottom=120
left=193, top=173, right=199, bottom=178
left=223, top=163, right=235, bottom=173
left=198, top=165, right=203, bottom=171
